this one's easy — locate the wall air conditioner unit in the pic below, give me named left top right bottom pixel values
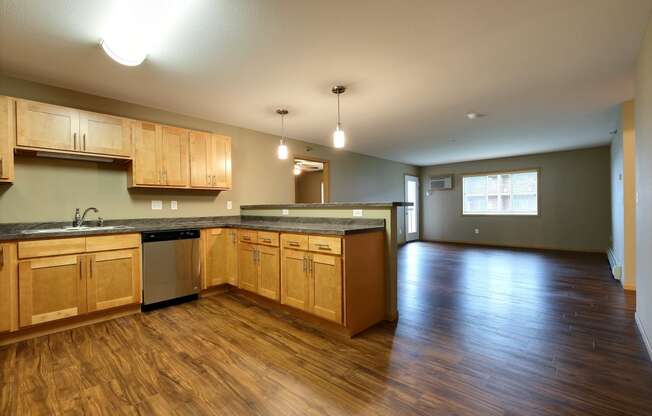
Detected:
left=428, top=175, right=453, bottom=194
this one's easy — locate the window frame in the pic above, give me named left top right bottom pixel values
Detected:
left=461, top=168, right=540, bottom=217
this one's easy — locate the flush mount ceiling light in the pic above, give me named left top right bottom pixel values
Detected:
left=276, top=109, right=289, bottom=160
left=293, top=162, right=302, bottom=175
left=100, top=36, right=148, bottom=66
left=332, top=85, right=347, bottom=149
left=466, top=112, right=486, bottom=120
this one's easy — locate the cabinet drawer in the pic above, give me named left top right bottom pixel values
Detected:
left=308, top=236, right=342, bottom=255
left=257, top=231, right=279, bottom=247
left=238, top=229, right=257, bottom=244
left=86, top=234, right=140, bottom=252
left=18, top=238, right=86, bottom=259
left=281, top=234, right=308, bottom=251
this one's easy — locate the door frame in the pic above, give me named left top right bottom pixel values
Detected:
left=294, top=155, right=330, bottom=203
left=404, top=174, right=420, bottom=241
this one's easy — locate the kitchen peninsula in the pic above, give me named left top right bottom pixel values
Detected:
left=0, top=206, right=408, bottom=345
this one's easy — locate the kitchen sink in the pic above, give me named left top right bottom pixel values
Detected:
left=21, top=225, right=134, bottom=235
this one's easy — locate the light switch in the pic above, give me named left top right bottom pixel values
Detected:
left=282, top=209, right=289, bottom=216
left=227, top=201, right=233, bottom=210
left=151, top=200, right=163, bottom=210
left=170, top=201, right=178, bottom=210
left=352, top=209, right=363, bottom=217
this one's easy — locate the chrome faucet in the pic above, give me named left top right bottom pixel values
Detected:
left=73, top=207, right=99, bottom=228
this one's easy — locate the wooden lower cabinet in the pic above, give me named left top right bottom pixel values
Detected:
left=280, top=245, right=343, bottom=324
left=238, top=243, right=259, bottom=293
left=16, top=234, right=142, bottom=329
left=311, top=253, right=342, bottom=323
left=19, top=255, right=86, bottom=327
left=203, top=228, right=238, bottom=287
left=0, top=244, right=17, bottom=332
left=87, top=249, right=141, bottom=312
left=257, top=245, right=280, bottom=300
left=280, top=249, right=310, bottom=311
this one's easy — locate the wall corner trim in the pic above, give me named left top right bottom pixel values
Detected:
left=635, top=312, right=652, bottom=361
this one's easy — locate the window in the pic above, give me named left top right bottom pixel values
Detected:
left=462, top=170, right=538, bottom=215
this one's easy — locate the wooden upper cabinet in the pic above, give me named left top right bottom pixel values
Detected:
left=132, top=121, right=162, bottom=186
left=310, top=253, right=342, bottom=324
left=79, top=111, right=131, bottom=157
left=87, top=249, right=141, bottom=312
left=18, top=255, right=86, bottom=328
left=257, top=245, right=280, bottom=300
left=160, top=126, right=189, bottom=187
left=0, top=96, right=15, bottom=182
left=16, top=99, right=78, bottom=152
left=281, top=249, right=310, bottom=311
left=189, top=131, right=232, bottom=189
left=210, top=134, right=232, bottom=189
left=204, top=228, right=238, bottom=288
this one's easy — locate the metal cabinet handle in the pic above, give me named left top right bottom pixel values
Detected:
left=317, top=244, right=331, bottom=251
left=309, top=256, right=313, bottom=274
left=73, top=132, right=77, bottom=150
left=78, top=257, right=83, bottom=280
left=90, top=256, right=93, bottom=279
left=262, top=238, right=272, bottom=243
left=303, top=256, right=307, bottom=272
left=0, top=246, right=4, bottom=268
left=83, top=133, right=86, bottom=150
left=288, top=241, right=300, bottom=247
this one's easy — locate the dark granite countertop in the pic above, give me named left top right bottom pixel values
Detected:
left=0, top=216, right=385, bottom=241
left=241, top=202, right=413, bottom=209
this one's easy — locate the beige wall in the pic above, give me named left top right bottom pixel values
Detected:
left=635, top=14, right=652, bottom=358
left=610, top=100, right=636, bottom=290
left=0, top=75, right=417, bottom=223
left=295, top=171, right=323, bottom=203
left=420, top=146, right=611, bottom=252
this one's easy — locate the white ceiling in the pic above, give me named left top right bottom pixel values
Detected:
left=1, top=0, right=651, bottom=166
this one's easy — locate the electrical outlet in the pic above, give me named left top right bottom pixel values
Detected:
left=474, top=228, right=480, bottom=234
left=282, top=209, right=289, bottom=216
left=151, top=200, right=163, bottom=210
left=352, top=209, right=363, bottom=217
left=170, top=201, right=178, bottom=210
left=227, top=201, right=233, bottom=210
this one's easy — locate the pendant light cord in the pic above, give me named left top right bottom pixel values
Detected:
left=337, top=93, right=341, bottom=128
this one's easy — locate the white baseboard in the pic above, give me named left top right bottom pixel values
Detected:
left=607, top=248, right=622, bottom=280
left=635, top=312, right=652, bottom=361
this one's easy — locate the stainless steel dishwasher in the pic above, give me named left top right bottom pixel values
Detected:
left=142, top=229, right=201, bottom=311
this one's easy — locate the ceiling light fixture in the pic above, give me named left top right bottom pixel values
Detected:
left=293, top=163, right=302, bottom=175
left=276, top=109, right=289, bottom=160
left=466, top=112, right=486, bottom=120
left=332, top=85, right=347, bottom=148
left=100, top=36, right=148, bottom=66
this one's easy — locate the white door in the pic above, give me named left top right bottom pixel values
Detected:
left=405, top=175, right=419, bottom=241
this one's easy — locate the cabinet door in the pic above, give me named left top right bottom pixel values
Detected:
left=257, top=245, right=279, bottom=300
left=18, top=255, right=86, bottom=327
left=310, top=254, right=342, bottom=324
left=209, top=134, right=232, bottom=189
left=16, top=99, right=79, bottom=151
left=0, top=244, right=17, bottom=332
left=0, top=96, right=15, bottom=181
left=189, top=131, right=211, bottom=188
left=133, top=122, right=161, bottom=185
left=238, top=243, right=258, bottom=293
left=79, top=111, right=132, bottom=157
left=205, top=228, right=238, bottom=287
left=160, top=126, right=189, bottom=187
left=281, top=249, right=310, bottom=311
left=87, top=249, right=141, bottom=312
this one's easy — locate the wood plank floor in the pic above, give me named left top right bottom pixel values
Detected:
left=2, top=242, right=652, bottom=415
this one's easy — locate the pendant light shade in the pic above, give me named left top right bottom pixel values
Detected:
left=293, top=163, right=302, bottom=175
left=276, top=109, right=289, bottom=160
left=331, top=86, right=346, bottom=149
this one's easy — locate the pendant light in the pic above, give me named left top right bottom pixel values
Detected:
left=332, top=85, right=346, bottom=148
left=276, top=109, right=289, bottom=160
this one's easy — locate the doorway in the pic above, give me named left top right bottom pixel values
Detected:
left=294, top=157, right=330, bottom=203
left=405, top=175, right=419, bottom=241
